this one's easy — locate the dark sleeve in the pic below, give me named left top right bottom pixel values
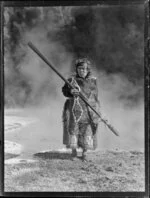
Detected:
left=62, top=79, right=73, bottom=98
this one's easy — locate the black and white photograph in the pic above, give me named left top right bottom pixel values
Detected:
left=1, top=0, right=149, bottom=195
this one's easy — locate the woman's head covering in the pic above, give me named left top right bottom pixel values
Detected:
left=75, top=58, right=91, bottom=68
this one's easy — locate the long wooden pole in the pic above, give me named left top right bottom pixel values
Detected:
left=28, top=42, right=119, bottom=136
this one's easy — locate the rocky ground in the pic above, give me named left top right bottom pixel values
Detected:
left=4, top=109, right=145, bottom=192
left=5, top=149, right=144, bottom=192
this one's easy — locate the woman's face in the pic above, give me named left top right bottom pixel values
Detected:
left=77, top=63, right=88, bottom=78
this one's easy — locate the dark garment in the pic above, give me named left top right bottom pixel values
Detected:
left=62, top=74, right=100, bottom=150
left=70, top=123, right=98, bottom=150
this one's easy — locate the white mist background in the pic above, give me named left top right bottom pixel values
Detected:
left=4, top=5, right=144, bottom=154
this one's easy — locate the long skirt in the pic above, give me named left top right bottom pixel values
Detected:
left=63, top=122, right=98, bottom=150
left=62, top=99, right=99, bottom=150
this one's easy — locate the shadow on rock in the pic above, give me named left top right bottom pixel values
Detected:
left=33, top=151, right=71, bottom=160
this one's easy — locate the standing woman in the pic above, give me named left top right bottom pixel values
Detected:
left=62, top=58, right=101, bottom=162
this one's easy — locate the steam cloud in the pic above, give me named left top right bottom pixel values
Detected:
left=4, top=5, right=144, bottom=150
left=4, top=5, right=144, bottom=107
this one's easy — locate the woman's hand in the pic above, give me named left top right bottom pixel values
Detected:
left=71, top=88, right=80, bottom=96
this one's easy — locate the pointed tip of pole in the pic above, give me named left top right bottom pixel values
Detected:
left=116, top=133, right=120, bottom=137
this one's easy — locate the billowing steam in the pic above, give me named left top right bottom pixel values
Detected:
left=4, top=5, right=144, bottom=107
left=4, top=5, right=144, bottom=150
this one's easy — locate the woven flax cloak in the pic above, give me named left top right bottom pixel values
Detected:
left=62, top=74, right=100, bottom=149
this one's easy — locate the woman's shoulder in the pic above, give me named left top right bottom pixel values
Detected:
left=87, top=75, right=97, bottom=82
left=90, top=76, right=97, bottom=80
